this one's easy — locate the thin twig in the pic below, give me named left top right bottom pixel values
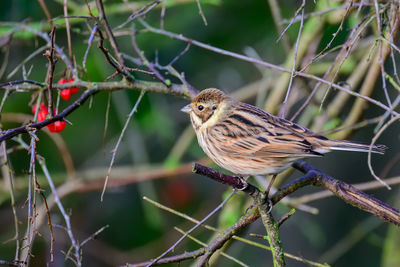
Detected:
left=114, top=0, right=162, bottom=30
left=95, top=0, right=125, bottom=67
left=368, top=116, right=400, bottom=189
left=101, top=91, right=145, bottom=201
left=37, top=154, right=81, bottom=266
left=195, top=0, right=208, bottom=26
left=37, top=0, right=53, bottom=28
left=96, top=27, right=134, bottom=81
left=160, top=0, right=166, bottom=29
left=7, top=45, right=48, bottom=79
left=278, top=209, right=296, bottom=227
left=82, top=25, right=98, bottom=72
left=20, top=134, right=37, bottom=265
left=174, top=227, right=248, bottom=266
left=131, top=25, right=169, bottom=86
left=0, top=143, right=20, bottom=260
left=145, top=188, right=237, bottom=266
left=21, top=25, right=77, bottom=78
left=308, top=1, right=354, bottom=68
left=280, top=0, right=305, bottom=118
left=374, top=0, right=392, bottom=109
left=267, top=0, right=290, bottom=52
left=34, top=179, right=54, bottom=262
left=291, top=13, right=376, bottom=121
left=80, top=225, right=109, bottom=247
left=64, top=0, right=73, bottom=62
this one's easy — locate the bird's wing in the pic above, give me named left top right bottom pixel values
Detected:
left=210, top=103, right=324, bottom=158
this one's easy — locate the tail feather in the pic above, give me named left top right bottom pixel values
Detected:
left=327, top=140, right=387, bottom=154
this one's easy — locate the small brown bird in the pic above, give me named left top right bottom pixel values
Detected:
left=181, top=88, right=386, bottom=176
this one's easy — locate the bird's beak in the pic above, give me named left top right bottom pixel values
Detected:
left=180, top=104, right=192, bottom=114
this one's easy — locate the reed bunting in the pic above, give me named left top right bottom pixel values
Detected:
left=181, top=88, right=386, bottom=176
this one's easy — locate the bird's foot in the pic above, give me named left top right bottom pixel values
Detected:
left=265, top=197, right=273, bottom=214
left=236, top=175, right=249, bottom=191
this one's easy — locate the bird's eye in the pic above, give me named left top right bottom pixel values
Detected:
left=212, top=106, right=217, bottom=110
left=198, top=105, right=204, bottom=111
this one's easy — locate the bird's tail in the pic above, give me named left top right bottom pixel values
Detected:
left=325, top=139, right=387, bottom=154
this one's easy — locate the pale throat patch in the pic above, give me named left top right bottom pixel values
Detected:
left=190, top=112, right=203, bottom=129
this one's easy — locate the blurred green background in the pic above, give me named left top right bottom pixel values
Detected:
left=0, top=0, right=399, bottom=266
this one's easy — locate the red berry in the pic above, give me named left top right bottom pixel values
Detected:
left=57, top=78, right=68, bottom=84
left=48, top=121, right=66, bottom=133
left=37, top=110, right=47, bottom=122
left=60, top=89, right=72, bottom=100
left=32, top=103, right=48, bottom=114
left=68, top=78, right=79, bottom=94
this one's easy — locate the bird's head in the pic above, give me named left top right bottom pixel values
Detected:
left=181, top=88, right=228, bottom=129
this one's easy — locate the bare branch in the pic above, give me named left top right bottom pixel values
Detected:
left=138, top=19, right=399, bottom=117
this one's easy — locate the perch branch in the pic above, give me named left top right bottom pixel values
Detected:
left=191, top=161, right=400, bottom=266
left=193, top=163, right=284, bottom=266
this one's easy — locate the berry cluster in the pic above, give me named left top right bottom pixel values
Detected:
left=32, top=104, right=66, bottom=133
left=58, top=78, right=79, bottom=101
left=31, top=78, right=78, bottom=133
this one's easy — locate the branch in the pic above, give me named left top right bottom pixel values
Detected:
left=257, top=198, right=285, bottom=266
left=131, top=25, right=169, bottom=86
left=191, top=160, right=400, bottom=265
left=192, top=163, right=258, bottom=195
left=0, top=79, right=194, bottom=97
left=138, top=19, right=399, bottom=117
left=196, top=208, right=260, bottom=266
left=192, top=163, right=284, bottom=266
left=0, top=88, right=98, bottom=142
left=125, top=248, right=205, bottom=267
left=0, top=79, right=195, bottom=142
left=290, top=161, right=400, bottom=226
left=95, top=0, right=125, bottom=67
left=44, top=26, right=57, bottom=117
left=96, top=27, right=134, bottom=81
left=21, top=25, right=77, bottom=78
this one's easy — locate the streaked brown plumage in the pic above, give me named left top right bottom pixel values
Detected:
left=181, top=88, right=387, bottom=176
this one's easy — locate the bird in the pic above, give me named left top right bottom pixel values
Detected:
left=181, top=88, right=387, bottom=177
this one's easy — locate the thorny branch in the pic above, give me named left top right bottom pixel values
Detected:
left=131, top=25, right=169, bottom=86
left=96, top=27, right=134, bottom=81
left=0, top=79, right=194, bottom=142
left=95, top=0, right=125, bottom=67
left=0, top=88, right=99, bottom=142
